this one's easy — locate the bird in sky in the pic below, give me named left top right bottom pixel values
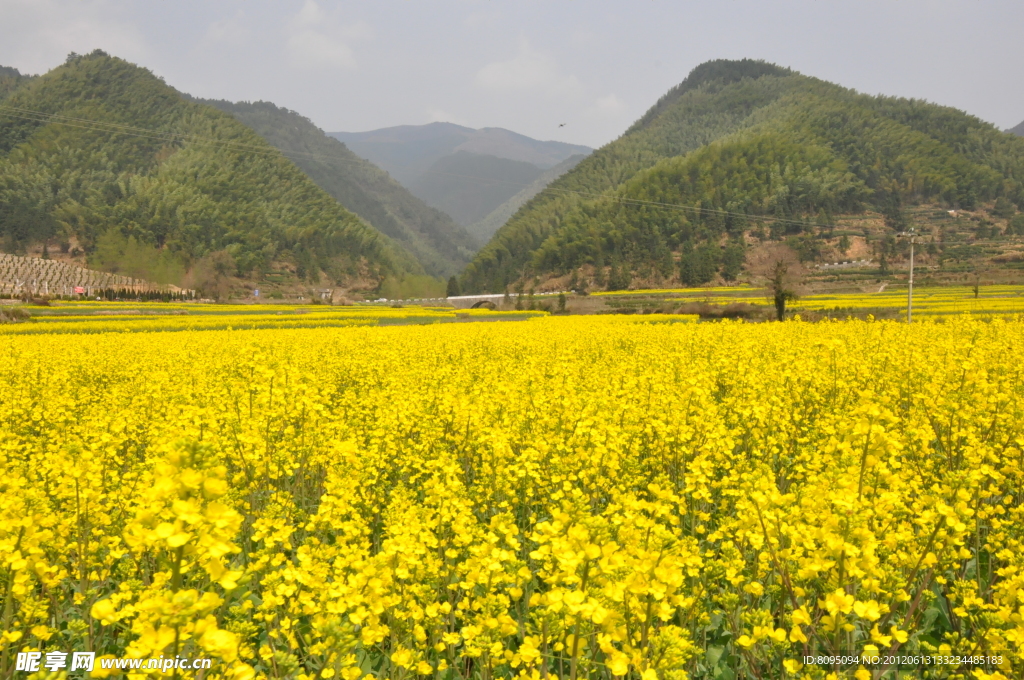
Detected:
left=558, top=123, right=566, bottom=127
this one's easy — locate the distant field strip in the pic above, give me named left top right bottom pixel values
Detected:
left=792, top=286, right=1024, bottom=315
left=3, top=303, right=547, bottom=334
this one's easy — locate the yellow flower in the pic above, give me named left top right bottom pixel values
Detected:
left=853, top=600, right=881, bottom=621
left=390, top=648, right=413, bottom=669
left=869, top=625, right=891, bottom=646
left=820, top=589, right=855, bottom=615
left=4, top=311, right=1024, bottom=678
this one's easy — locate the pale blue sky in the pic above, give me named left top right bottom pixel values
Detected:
left=1, top=0, right=1022, bottom=147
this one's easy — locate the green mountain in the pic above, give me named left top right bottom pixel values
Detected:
left=1010, top=120, right=1024, bottom=137
left=0, top=52, right=417, bottom=291
left=465, top=154, right=587, bottom=243
left=460, top=59, right=1024, bottom=293
left=200, top=99, right=477, bottom=278
left=409, top=151, right=545, bottom=226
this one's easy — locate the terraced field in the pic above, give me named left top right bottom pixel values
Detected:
left=0, top=253, right=159, bottom=296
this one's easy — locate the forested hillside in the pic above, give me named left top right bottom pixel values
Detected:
left=460, top=59, right=1024, bottom=292
left=202, top=99, right=477, bottom=278
left=0, top=52, right=416, bottom=291
left=1011, top=119, right=1024, bottom=137
left=0, top=66, right=32, bottom=101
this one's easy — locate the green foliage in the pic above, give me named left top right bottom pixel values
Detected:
left=0, top=65, right=32, bottom=103
left=0, top=307, right=29, bottom=324
left=446, top=275, right=461, bottom=297
left=882, top=188, right=908, bottom=232
left=461, top=59, right=1024, bottom=292
left=992, top=196, right=1017, bottom=219
left=189, top=250, right=236, bottom=300
left=679, top=242, right=720, bottom=286
left=379, top=274, right=445, bottom=300
left=606, top=257, right=631, bottom=291
left=0, top=53, right=412, bottom=287
left=942, top=245, right=984, bottom=262
left=1009, top=214, right=1024, bottom=236
left=0, top=187, right=59, bottom=252
left=89, top=230, right=186, bottom=285
left=202, top=99, right=476, bottom=278
left=838, top=234, right=851, bottom=254
left=721, top=241, right=745, bottom=281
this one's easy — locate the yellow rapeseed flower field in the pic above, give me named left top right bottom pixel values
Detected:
left=1, top=315, right=1022, bottom=679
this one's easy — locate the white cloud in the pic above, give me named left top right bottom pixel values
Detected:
left=287, top=30, right=356, bottom=70
left=0, top=0, right=147, bottom=74
left=203, top=12, right=252, bottom=48
left=595, top=94, right=625, bottom=113
left=284, top=1, right=370, bottom=71
left=476, top=40, right=583, bottom=97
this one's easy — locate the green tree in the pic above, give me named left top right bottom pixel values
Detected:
left=992, top=197, right=1016, bottom=219
left=882, top=189, right=907, bottom=232
left=446, top=276, right=461, bottom=298
left=1010, top=214, right=1024, bottom=236
left=721, top=242, right=745, bottom=281
left=751, top=244, right=803, bottom=321
left=838, top=234, right=851, bottom=255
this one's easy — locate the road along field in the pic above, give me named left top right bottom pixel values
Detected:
left=1, top=316, right=1022, bottom=679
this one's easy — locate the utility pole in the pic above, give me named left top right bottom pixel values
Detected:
left=906, top=227, right=915, bottom=323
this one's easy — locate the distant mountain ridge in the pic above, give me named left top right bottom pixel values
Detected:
left=200, top=99, right=478, bottom=278
left=330, top=122, right=591, bottom=184
left=465, top=154, right=587, bottom=242
left=409, top=151, right=546, bottom=227
left=329, top=123, right=591, bottom=230
left=1011, top=120, right=1024, bottom=137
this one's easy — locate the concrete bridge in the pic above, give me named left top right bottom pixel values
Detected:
left=445, top=292, right=566, bottom=309
left=360, top=292, right=566, bottom=309
left=446, top=294, right=507, bottom=309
